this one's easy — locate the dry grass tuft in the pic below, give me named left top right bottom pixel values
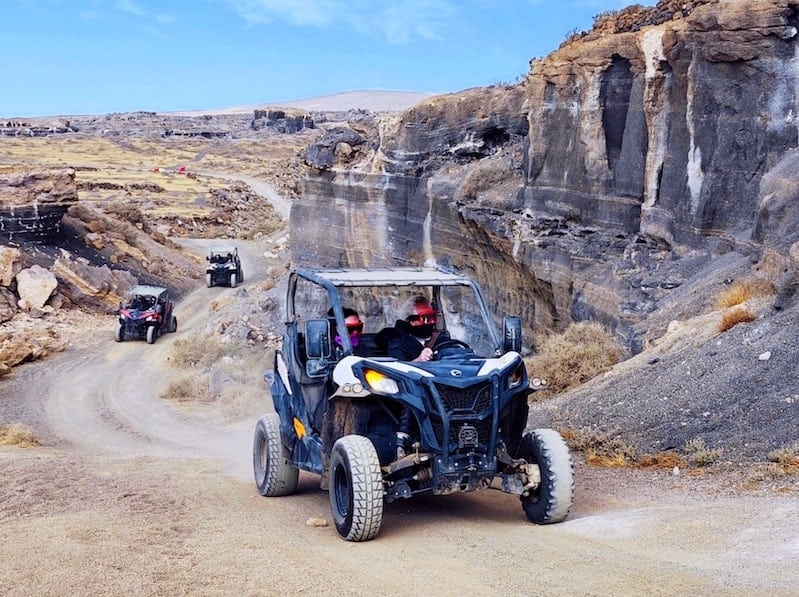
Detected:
left=0, top=423, right=40, bottom=447
left=525, top=322, right=626, bottom=395
left=169, top=334, right=232, bottom=368
left=635, top=451, right=687, bottom=470
left=743, top=463, right=791, bottom=488
left=564, top=427, right=637, bottom=466
left=718, top=307, right=755, bottom=332
left=714, top=277, right=776, bottom=309
left=160, top=376, right=214, bottom=403
left=766, top=442, right=799, bottom=475
left=683, top=437, right=723, bottom=466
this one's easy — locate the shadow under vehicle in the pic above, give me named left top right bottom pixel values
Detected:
left=252, top=266, right=573, bottom=541
left=206, top=246, right=243, bottom=288
left=115, top=284, right=177, bottom=344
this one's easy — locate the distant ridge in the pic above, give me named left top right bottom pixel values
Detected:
left=272, top=90, right=437, bottom=112
left=169, top=90, right=437, bottom=116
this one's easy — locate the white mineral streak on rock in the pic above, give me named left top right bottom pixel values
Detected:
left=686, top=56, right=704, bottom=213
left=582, top=69, right=609, bottom=181
left=423, top=189, right=435, bottom=265
left=642, top=28, right=668, bottom=210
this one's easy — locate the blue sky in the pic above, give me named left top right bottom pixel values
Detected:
left=2, top=0, right=635, bottom=117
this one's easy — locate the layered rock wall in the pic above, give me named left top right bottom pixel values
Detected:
left=291, top=0, right=799, bottom=351
left=0, top=168, right=79, bottom=242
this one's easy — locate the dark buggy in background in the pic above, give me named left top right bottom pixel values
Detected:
left=253, top=266, right=573, bottom=541
left=206, top=246, right=243, bottom=288
left=115, top=284, right=177, bottom=344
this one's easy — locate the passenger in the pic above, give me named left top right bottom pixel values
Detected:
left=327, top=307, right=364, bottom=356
left=385, top=296, right=450, bottom=362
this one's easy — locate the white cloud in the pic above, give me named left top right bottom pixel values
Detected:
left=225, top=0, right=456, bottom=43
left=227, top=0, right=338, bottom=26
left=115, top=0, right=147, bottom=17
left=114, top=1, right=173, bottom=30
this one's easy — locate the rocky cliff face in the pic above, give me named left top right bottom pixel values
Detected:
left=293, top=0, right=799, bottom=351
left=0, top=168, right=79, bottom=242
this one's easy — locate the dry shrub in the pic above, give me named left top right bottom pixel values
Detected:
left=683, top=437, right=723, bottom=466
left=714, top=277, right=776, bottom=309
left=744, top=463, right=790, bottom=488
left=525, top=322, right=626, bottom=394
left=161, top=376, right=213, bottom=403
left=0, top=423, right=40, bottom=447
left=767, top=442, right=799, bottom=475
left=170, top=334, right=229, bottom=368
left=635, top=451, right=687, bottom=470
left=718, top=307, right=755, bottom=332
left=564, top=426, right=637, bottom=467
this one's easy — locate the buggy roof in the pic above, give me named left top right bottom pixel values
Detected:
left=209, top=247, right=237, bottom=255
left=294, top=267, right=480, bottom=288
left=128, top=284, right=166, bottom=297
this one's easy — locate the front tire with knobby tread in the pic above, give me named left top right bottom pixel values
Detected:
left=146, top=325, right=157, bottom=344
left=253, top=413, right=299, bottom=497
left=329, top=434, right=384, bottom=542
left=519, top=428, right=574, bottom=524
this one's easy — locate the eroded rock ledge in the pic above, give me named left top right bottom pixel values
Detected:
left=292, top=0, right=799, bottom=352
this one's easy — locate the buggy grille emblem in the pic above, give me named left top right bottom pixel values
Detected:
left=450, top=369, right=462, bottom=377
left=458, top=425, right=478, bottom=448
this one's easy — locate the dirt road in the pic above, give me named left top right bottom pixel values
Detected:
left=1, top=242, right=797, bottom=596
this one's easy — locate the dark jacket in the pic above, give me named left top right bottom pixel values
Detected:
left=379, top=320, right=450, bottom=361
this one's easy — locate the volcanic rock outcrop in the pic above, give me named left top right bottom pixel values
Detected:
left=292, top=0, right=799, bottom=351
left=0, top=168, right=79, bottom=242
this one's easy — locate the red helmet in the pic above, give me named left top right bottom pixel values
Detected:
left=344, top=313, right=363, bottom=335
left=406, top=296, right=436, bottom=327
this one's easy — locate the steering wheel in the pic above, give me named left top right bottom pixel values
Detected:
left=432, top=339, right=472, bottom=359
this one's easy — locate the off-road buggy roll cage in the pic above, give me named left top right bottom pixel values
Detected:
left=253, top=266, right=572, bottom=542
left=288, top=266, right=514, bottom=357
left=205, top=246, right=243, bottom=288
left=115, top=284, right=177, bottom=344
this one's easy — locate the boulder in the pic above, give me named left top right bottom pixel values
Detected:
left=16, top=265, right=57, bottom=310
left=51, top=257, right=136, bottom=313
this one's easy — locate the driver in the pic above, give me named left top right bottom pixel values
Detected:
left=385, top=296, right=450, bottom=362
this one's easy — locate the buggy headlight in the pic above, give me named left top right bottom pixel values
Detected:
left=341, top=381, right=364, bottom=394
left=530, top=376, right=548, bottom=388
left=364, top=369, right=399, bottom=395
left=508, top=363, right=525, bottom=389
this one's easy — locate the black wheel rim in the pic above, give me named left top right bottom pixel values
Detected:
left=332, top=462, right=350, bottom=519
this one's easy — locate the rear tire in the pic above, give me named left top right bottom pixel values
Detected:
left=230, top=273, right=237, bottom=288
left=253, top=414, right=299, bottom=497
left=329, top=435, right=384, bottom=541
left=114, top=324, right=124, bottom=342
left=519, top=429, right=573, bottom=524
left=169, top=316, right=177, bottom=333
left=206, top=273, right=212, bottom=288
left=146, top=325, right=157, bottom=344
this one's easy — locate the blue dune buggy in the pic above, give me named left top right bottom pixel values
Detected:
left=253, top=266, right=573, bottom=541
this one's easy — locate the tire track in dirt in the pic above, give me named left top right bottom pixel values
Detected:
left=42, top=238, right=278, bottom=481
